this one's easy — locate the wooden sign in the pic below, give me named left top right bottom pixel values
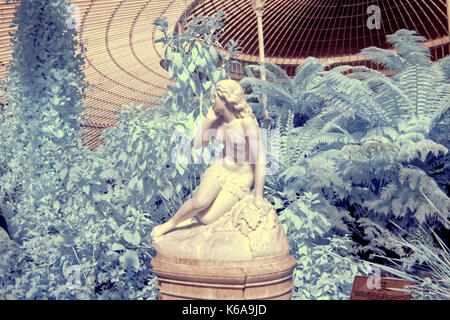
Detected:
left=350, top=276, right=413, bottom=300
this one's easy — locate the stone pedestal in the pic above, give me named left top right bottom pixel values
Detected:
left=152, top=252, right=296, bottom=300
left=151, top=194, right=296, bottom=300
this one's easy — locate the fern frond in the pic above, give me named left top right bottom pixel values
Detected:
left=436, top=55, right=450, bottom=83
left=401, top=139, right=448, bottom=163
left=362, top=129, right=395, bottom=143
left=357, top=217, right=405, bottom=255
left=243, top=64, right=286, bottom=86
left=379, top=182, right=399, bottom=200
left=396, top=131, right=426, bottom=143
left=363, top=77, right=412, bottom=123
left=427, top=82, right=450, bottom=125
left=429, top=95, right=450, bottom=132
left=386, top=29, right=431, bottom=67
left=243, top=64, right=256, bottom=78
left=348, top=65, right=388, bottom=80
left=263, top=61, right=293, bottom=83
left=358, top=46, right=405, bottom=72
left=294, top=57, right=325, bottom=90
left=398, top=166, right=450, bottom=227
left=329, top=65, right=354, bottom=75
left=240, top=76, right=297, bottom=107
left=395, top=65, right=441, bottom=122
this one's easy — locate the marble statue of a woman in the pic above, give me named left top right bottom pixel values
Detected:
left=151, top=79, right=267, bottom=239
left=150, top=81, right=293, bottom=297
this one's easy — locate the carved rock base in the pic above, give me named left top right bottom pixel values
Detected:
left=151, top=194, right=296, bottom=299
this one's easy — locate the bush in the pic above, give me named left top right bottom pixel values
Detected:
left=277, top=192, right=364, bottom=299
left=0, top=3, right=237, bottom=299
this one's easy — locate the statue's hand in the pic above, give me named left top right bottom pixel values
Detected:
left=253, top=194, right=265, bottom=211
left=206, top=106, right=221, bottom=121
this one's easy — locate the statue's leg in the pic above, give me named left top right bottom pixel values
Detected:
left=197, top=189, right=239, bottom=225
left=197, top=168, right=253, bottom=225
left=151, top=173, right=223, bottom=238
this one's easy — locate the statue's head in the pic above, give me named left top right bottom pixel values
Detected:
left=214, top=79, right=255, bottom=119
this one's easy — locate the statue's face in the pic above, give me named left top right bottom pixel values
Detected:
left=213, top=92, right=227, bottom=116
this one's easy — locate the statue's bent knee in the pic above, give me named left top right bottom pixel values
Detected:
left=197, top=215, right=215, bottom=225
left=191, top=197, right=211, bottom=211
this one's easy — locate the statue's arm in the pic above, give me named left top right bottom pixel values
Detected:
left=244, top=118, right=267, bottom=198
left=193, top=108, right=222, bottom=150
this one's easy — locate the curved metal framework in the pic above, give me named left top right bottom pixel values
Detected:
left=0, top=0, right=449, bottom=149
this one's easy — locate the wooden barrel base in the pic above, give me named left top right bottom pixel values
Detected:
left=151, top=252, right=296, bottom=300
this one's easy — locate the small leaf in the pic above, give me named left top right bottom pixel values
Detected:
left=173, top=53, right=183, bottom=70
left=137, top=178, right=144, bottom=193
left=108, top=218, right=119, bottom=231
left=203, top=81, right=211, bottom=90
left=209, top=46, right=218, bottom=62
left=111, top=243, right=125, bottom=251
left=160, top=185, right=173, bottom=200
left=119, top=250, right=140, bottom=270
left=179, top=67, right=189, bottom=82
left=132, top=231, right=141, bottom=246
left=213, top=70, right=221, bottom=82
left=60, top=167, right=68, bottom=180
left=123, top=231, right=134, bottom=244
left=188, top=62, right=196, bottom=73
left=198, top=57, right=207, bottom=68
left=192, top=46, right=198, bottom=60
left=166, top=46, right=173, bottom=59
left=129, top=175, right=138, bottom=190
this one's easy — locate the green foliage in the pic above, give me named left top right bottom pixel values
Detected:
left=0, top=0, right=159, bottom=299
left=0, top=1, right=448, bottom=301
left=0, top=6, right=237, bottom=299
left=366, top=224, right=449, bottom=299
left=262, top=29, right=449, bottom=261
left=153, top=12, right=241, bottom=118
left=277, top=192, right=364, bottom=299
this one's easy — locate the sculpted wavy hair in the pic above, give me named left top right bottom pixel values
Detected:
left=215, top=79, right=256, bottom=120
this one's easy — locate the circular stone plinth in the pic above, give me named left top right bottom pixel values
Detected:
left=151, top=252, right=296, bottom=300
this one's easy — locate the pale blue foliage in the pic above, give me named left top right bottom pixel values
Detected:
left=153, top=12, right=240, bottom=118
left=0, top=1, right=448, bottom=301
left=277, top=192, right=364, bottom=300
left=0, top=3, right=236, bottom=300
left=0, top=0, right=159, bottom=299
left=261, top=30, right=450, bottom=261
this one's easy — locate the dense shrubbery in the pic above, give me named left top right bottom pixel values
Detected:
left=277, top=192, right=365, bottom=299
left=0, top=3, right=238, bottom=299
left=241, top=29, right=450, bottom=299
left=0, top=0, right=162, bottom=299
left=0, top=0, right=448, bottom=300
